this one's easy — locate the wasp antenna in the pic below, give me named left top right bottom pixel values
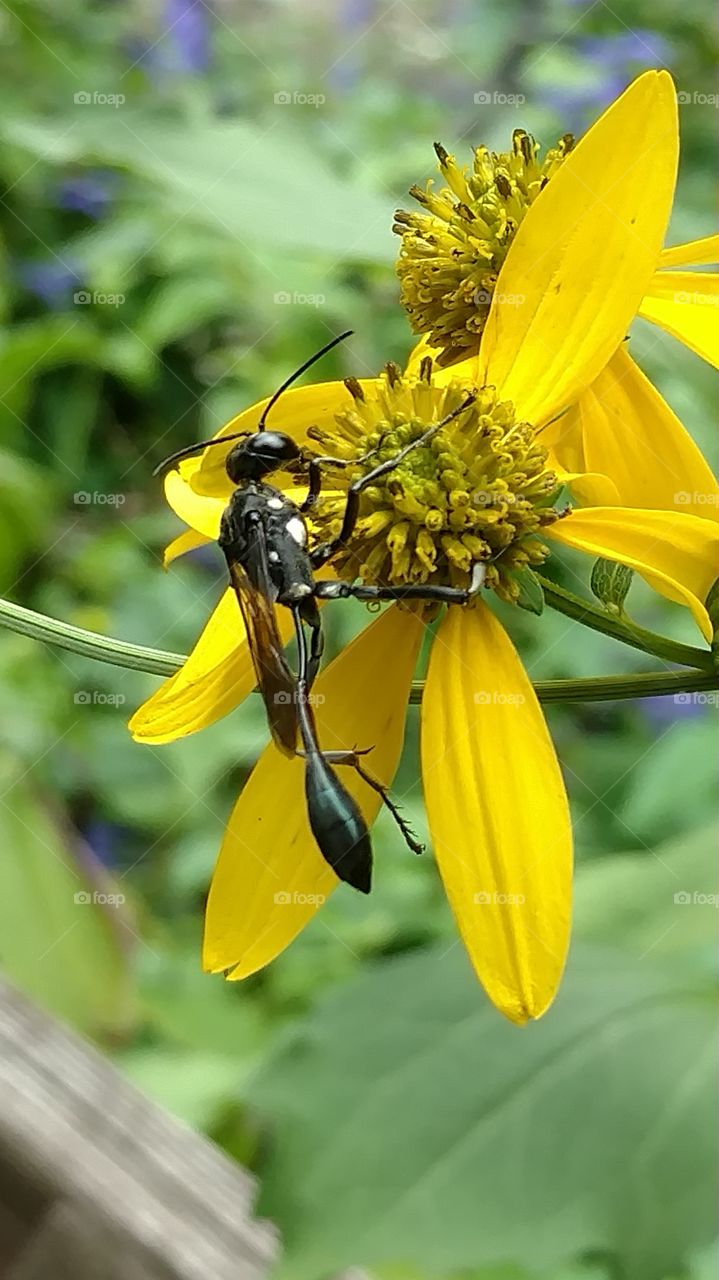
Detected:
left=152, top=332, right=353, bottom=476
left=152, top=430, right=252, bottom=478
left=257, top=330, right=354, bottom=431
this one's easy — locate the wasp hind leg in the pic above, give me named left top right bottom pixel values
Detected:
left=318, top=749, right=424, bottom=857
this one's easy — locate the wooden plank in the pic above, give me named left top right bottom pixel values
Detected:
left=0, top=980, right=278, bottom=1279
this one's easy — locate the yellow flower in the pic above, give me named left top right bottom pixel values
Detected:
left=130, top=69, right=719, bottom=1024
left=397, top=71, right=718, bottom=520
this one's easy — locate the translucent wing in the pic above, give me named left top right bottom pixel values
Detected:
left=224, top=521, right=298, bottom=756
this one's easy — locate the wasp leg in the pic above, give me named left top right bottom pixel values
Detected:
left=297, top=747, right=424, bottom=857
left=310, top=393, right=476, bottom=569
left=296, top=596, right=324, bottom=690
left=300, top=442, right=384, bottom=514
left=314, top=560, right=486, bottom=606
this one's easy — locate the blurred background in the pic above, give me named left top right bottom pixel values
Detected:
left=0, top=2, right=717, bottom=1278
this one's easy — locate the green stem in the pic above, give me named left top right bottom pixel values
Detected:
left=0, top=597, right=184, bottom=678
left=537, top=576, right=715, bottom=673
left=2, top=597, right=718, bottom=706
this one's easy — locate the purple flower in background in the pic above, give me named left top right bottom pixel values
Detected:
left=17, top=258, right=82, bottom=309
left=540, top=28, right=673, bottom=125
left=579, top=30, right=672, bottom=68
left=164, top=0, right=210, bottom=73
left=639, top=692, right=707, bottom=727
left=58, top=171, right=116, bottom=220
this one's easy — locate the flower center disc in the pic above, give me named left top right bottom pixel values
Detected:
left=394, top=130, right=574, bottom=366
left=307, top=361, right=561, bottom=603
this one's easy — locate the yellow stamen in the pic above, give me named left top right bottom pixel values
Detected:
left=394, top=131, right=574, bottom=365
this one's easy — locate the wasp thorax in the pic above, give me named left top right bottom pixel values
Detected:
left=306, top=362, right=561, bottom=604
left=393, top=131, right=574, bottom=366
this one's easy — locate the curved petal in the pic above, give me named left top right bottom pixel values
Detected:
left=129, top=588, right=287, bottom=744
left=659, top=236, right=719, bottom=268
left=164, top=468, right=225, bottom=540
left=203, top=605, right=424, bottom=979
left=547, top=507, right=719, bottom=642
left=573, top=347, right=719, bottom=516
left=163, top=527, right=211, bottom=568
left=421, top=602, right=572, bottom=1024
left=638, top=270, right=719, bottom=368
left=480, top=70, right=679, bottom=424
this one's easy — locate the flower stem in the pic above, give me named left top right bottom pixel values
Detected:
left=0, top=597, right=184, bottom=678
left=1, top=596, right=717, bottom=705
left=536, top=575, right=715, bottom=672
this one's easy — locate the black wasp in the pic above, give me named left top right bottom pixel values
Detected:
left=155, top=333, right=483, bottom=893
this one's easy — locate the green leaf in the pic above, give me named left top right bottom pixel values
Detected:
left=511, top=566, right=545, bottom=616
left=5, top=113, right=396, bottom=263
left=0, top=755, right=132, bottom=1037
left=574, top=823, right=719, bottom=957
left=590, top=557, right=634, bottom=614
left=250, top=944, right=717, bottom=1280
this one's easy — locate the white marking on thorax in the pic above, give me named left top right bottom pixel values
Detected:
left=285, top=516, right=307, bottom=547
left=268, top=550, right=280, bottom=564
left=266, top=497, right=284, bottom=510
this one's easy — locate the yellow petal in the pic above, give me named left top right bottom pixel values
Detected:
left=203, top=605, right=424, bottom=978
left=638, top=270, right=719, bottom=368
left=547, top=507, right=719, bottom=642
left=164, top=468, right=225, bottom=539
left=659, top=235, right=719, bottom=268
left=570, top=347, right=719, bottom=517
left=480, top=70, right=679, bottom=424
left=421, top=602, right=572, bottom=1023
left=163, top=527, right=211, bottom=568
left=129, top=588, right=287, bottom=744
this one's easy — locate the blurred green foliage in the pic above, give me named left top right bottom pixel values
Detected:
left=0, top=1, right=717, bottom=1277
